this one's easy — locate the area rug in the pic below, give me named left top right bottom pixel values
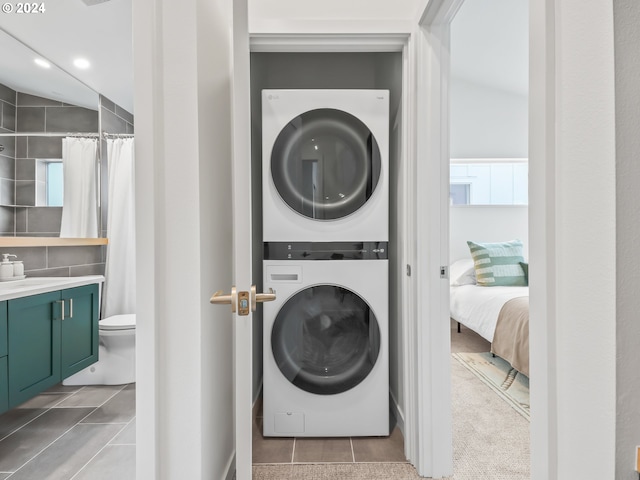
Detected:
left=452, top=352, right=530, bottom=420
left=252, top=463, right=421, bottom=480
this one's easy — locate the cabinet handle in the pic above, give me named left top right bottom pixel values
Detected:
left=58, top=300, right=65, bottom=320
left=69, top=298, right=73, bottom=319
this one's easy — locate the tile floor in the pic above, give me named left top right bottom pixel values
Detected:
left=0, top=383, right=135, bottom=480
left=252, top=400, right=407, bottom=466
left=0, top=323, right=488, bottom=478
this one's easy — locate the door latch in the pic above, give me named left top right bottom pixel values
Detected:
left=237, top=291, right=250, bottom=316
left=440, top=266, right=448, bottom=279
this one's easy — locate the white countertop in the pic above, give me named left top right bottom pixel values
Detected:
left=0, top=275, right=105, bottom=301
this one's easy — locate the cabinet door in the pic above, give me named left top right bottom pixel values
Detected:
left=0, top=356, right=7, bottom=414
left=0, top=302, right=7, bottom=413
left=61, top=284, right=99, bottom=379
left=8, top=291, right=62, bottom=408
left=0, top=301, right=7, bottom=357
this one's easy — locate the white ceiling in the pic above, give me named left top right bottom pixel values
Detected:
left=451, top=0, right=529, bottom=96
left=0, top=0, right=133, bottom=113
left=0, top=0, right=527, bottom=117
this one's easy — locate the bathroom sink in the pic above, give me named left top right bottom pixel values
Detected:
left=0, top=275, right=105, bottom=301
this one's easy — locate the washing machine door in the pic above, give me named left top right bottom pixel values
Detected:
left=270, top=108, right=382, bottom=220
left=271, top=284, right=381, bottom=395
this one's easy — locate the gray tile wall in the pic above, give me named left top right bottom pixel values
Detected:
left=0, top=84, right=16, bottom=227
left=0, top=90, right=133, bottom=279
left=14, top=92, right=99, bottom=207
left=0, top=83, right=106, bottom=277
left=15, top=207, right=62, bottom=236
left=0, top=245, right=105, bottom=277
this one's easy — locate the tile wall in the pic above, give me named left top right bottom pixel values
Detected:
left=0, top=83, right=17, bottom=221
left=0, top=85, right=134, bottom=278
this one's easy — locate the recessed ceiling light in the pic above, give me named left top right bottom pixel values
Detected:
left=34, top=58, right=51, bottom=69
left=73, top=58, right=91, bottom=69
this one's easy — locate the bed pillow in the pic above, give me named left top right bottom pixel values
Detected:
left=467, top=239, right=527, bottom=287
left=519, top=261, right=529, bottom=284
left=449, top=259, right=476, bottom=286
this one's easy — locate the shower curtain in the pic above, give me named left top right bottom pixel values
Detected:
left=102, top=137, right=136, bottom=318
left=59, top=137, right=98, bottom=237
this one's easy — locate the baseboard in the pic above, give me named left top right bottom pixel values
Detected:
left=224, top=452, right=235, bottom=480
left=390, top=390, right=405, bottom=436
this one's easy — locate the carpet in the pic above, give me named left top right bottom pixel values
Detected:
left=252, top=463, right=421, bottom=480
left=453, top=352, right=530, bottom=420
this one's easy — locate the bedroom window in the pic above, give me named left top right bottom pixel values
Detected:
left=450, top=158, right=528, bottom=205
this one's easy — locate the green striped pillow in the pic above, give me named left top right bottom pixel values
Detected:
left=467, top=239, right=527, bottom=287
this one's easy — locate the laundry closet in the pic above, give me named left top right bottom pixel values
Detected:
left=249, top=51, right=405, bottom=436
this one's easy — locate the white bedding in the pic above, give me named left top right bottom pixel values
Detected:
left=450, top=284, right=529, bottom=342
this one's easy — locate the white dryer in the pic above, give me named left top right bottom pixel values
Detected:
left=262, top=243, right=389, bottom=437
left=262, top=89, right=389, bottom=242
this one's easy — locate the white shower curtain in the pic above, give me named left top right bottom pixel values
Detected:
left=102, top=137, right=136, bottom=318
left=59, top=137, right=98, bottom=237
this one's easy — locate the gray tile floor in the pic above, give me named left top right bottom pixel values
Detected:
left=252, top=400, right=407, bottom=465
left=0, top=323, right=490, bottom=478
left=0, top=383, right=135, bottom=480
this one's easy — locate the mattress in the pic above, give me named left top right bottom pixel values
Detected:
left=450, top=284, right=529, bottom=343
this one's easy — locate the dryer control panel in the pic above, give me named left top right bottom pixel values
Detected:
left=264, top=241, right=388, bottom=260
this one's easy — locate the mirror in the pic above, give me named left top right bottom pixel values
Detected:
left=0, top=28, right=101, bottom=239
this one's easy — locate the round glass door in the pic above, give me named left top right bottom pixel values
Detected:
left=270, top=108, right=382, bottom=220
left=271, top=285, right=381, bottom=395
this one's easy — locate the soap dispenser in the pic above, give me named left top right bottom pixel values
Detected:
left=0, top=254, right=16, bottom=280
left=13, top=260, right=24, bottom=277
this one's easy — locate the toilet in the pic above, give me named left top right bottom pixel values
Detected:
left=63, top=314, right=136, bottom=386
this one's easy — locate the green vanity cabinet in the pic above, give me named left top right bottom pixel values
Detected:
left=8, top=291, right=62, bottom=408
left=0, top=302, right=7, bottom=413
left=60, top=285, right=100, bottom=379
left=6, top=284, right=99, bottom=409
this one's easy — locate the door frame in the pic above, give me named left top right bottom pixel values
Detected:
left=414, top=0, right=555, bottom=478
left=249, top=30, right=417, bottom=464
left=405, top=1, right=465, bottom=476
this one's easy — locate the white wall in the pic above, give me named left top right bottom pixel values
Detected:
left=529, top=0, right=616, bottom=478
left=248, top=0, right=417, bottom=33
left=450, top=78, right=528, bottom=158
left=449, top=206, right=528, bottom=262
left=555, top=1, right=616, bottom=476
left=614, top=1, right=640, bottom=478
left=134, top=0, right=234, bottom=478
left=449, top=0, right=528, bottom=158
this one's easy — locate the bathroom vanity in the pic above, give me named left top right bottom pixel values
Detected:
left=0, top=275, right=104, bottom=414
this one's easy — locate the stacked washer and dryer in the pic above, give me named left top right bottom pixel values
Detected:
left=262, top=89, right=390, bottom=437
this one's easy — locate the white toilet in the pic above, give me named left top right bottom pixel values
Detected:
left=63, top=314, right=136, bottom=386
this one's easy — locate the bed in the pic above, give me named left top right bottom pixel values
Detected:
left=450, top=257, right=530, bottom=377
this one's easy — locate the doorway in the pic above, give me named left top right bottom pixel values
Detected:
left=249, top=48, right=410, bottom=471
left=448, top=1, right=530, bottom=476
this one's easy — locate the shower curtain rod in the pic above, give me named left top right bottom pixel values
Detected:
left=0, top=132, right=100, bottom=137
left=0, top=132, right=134, bottom=138
left=102, top=132, right=135, bottom=138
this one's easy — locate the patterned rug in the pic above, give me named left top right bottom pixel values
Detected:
left=453, top=352, right=530, bottom=420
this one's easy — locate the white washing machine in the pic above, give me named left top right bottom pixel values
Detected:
left=262, top=89, right=389, bottom=242
left=262, top=243, right=389, bottom=437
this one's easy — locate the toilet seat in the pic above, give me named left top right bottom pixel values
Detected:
left=100, top=314, right=136, bottom=331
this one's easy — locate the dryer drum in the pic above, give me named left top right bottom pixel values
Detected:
left=271, top=285, right=381, bottom=395
left=271, top=108, right=382, bottom=221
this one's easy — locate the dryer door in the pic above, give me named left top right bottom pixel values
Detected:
left=270, top=108, right=382, bottom=221
left=271, top=284, right=381, bottom=395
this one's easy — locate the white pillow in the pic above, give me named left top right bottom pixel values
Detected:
left=449, top=258, right=476, bottom=286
